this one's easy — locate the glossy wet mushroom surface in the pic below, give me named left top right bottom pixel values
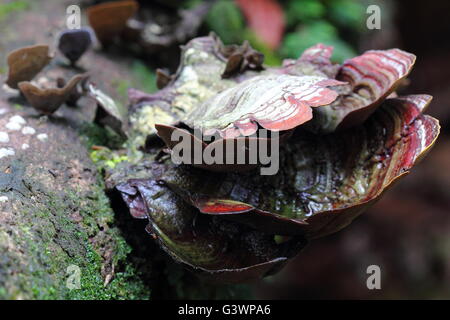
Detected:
left=113, top=35, right=440, bottom=283
left=152, top=95, right=439, bottom=239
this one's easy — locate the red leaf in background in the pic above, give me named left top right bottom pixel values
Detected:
left=235, top=0, right=285, bottom=50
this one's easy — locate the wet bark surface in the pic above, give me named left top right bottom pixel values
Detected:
left=0, top=104, right=150, bottom=299
left=0, top=0, right=154, bottom=299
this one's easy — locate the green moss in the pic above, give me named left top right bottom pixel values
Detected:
left=12, top=205, right=69, bottom=299
left=111, top=61, right=156, bottom=101
left=90, top=148, right=128, bottom=171
left=112, top=79, right=131, bottom=100
left=0, top=174, right=149, bottom=299
left=206, top=0, right=245, bottom=45
left=130, top=61, right=157, bottom=94
left=66, top=244, right=149, bottom=300
left=64, top=181, right=149, bottom=299
left=78, top=122, right=124, bottom=150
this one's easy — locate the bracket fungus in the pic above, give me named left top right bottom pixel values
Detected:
left=157, top=95, right=439, bottom=239
left=114, top=35, right=440, bottom=283
left=310, top=48, right=417, bottom=132
left=6, top=44, right=52, bottom=89
left=0, top=1, right=439, bottom=288
left=183, top=74, right=345, bottom=138
left=117, top=178, right=306, bottom=283
left=155, top=123, right=293, bottom=172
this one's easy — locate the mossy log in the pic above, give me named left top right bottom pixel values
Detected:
left=0, top=106, right=151, bottom=299
left=0, top=0, right=153, bottom=298
left=0, top=0, right=250, bottom=300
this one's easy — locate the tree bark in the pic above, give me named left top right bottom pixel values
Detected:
left=0, top=0, right=154, bottom=299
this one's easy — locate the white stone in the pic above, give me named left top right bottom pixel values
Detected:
left=37, top=133, right=48, bottom=141
left=0, top=196, right=8, bottom=203
left=0, top=132, right=9, bottom=143
left=0, top=147, right=15, bottom=158
left=5, top=121, right=21, bottom=131
left=0, top=108, right=7, bottom=115
left=6, top=115, right=26, bottom=131
left=21, top=143, right=30, bottom=150
left=22, top=126, right=36, bottom=135
left=9, top=115, right=26, bottom=125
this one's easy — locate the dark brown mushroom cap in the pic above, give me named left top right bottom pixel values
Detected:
left=57, top=28, right=93, bottom=65
left=116, top=178, right=306, bottom=283
left=5, top=45, right=52, bottom=89
left=87, top=0, right=139, bottom=44
left=18, top=74, right=87, bottom=114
